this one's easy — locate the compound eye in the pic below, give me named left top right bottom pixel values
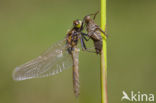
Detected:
left=73, top=20, right=78, bottom=26
left=75, top=21, right=79, bottom=25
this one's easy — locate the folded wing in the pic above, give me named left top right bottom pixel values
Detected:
left=13, top=40, right=72, bottom=81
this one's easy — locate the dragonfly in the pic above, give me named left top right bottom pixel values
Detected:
left=13, top=20, right=88, bottom=97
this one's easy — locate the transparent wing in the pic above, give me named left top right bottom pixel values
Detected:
left=13, top=40, right=73, bottom=81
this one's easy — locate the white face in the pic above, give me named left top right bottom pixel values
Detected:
left=78, top=20, right=82, bottom=26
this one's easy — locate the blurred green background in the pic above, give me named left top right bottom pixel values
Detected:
left=0, top=0, right=156, bottom=103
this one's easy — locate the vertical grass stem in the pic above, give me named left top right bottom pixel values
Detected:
left=100, top=0, right=108, bottom=103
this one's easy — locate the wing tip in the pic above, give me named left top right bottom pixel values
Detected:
left=12, top=66, right=20, bottom=81
left=12, top=66, right=27, bottom=81
left=12, top=66, right=35, bottom=81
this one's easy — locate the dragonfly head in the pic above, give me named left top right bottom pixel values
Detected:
left=73, top=20, right=82, bottom=29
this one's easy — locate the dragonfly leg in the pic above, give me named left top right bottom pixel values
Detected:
left=80, top=33, right=96, bottom=54
left=80, top=36, right=95, bottom=53
left=93, top=11, right=99, bottom=20
left=81, top=32, right=90, bottom=41
left=80, top=36, right=87, bottom=50
left=95, top=27, right=108, bottom=37
left=87, top=11, right=99, bottom=20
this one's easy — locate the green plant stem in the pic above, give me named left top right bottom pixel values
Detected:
left=100, top=0, right=108, bottom=103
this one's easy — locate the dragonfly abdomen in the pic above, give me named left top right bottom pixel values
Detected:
left=71, top=48, right=80, bottom=97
